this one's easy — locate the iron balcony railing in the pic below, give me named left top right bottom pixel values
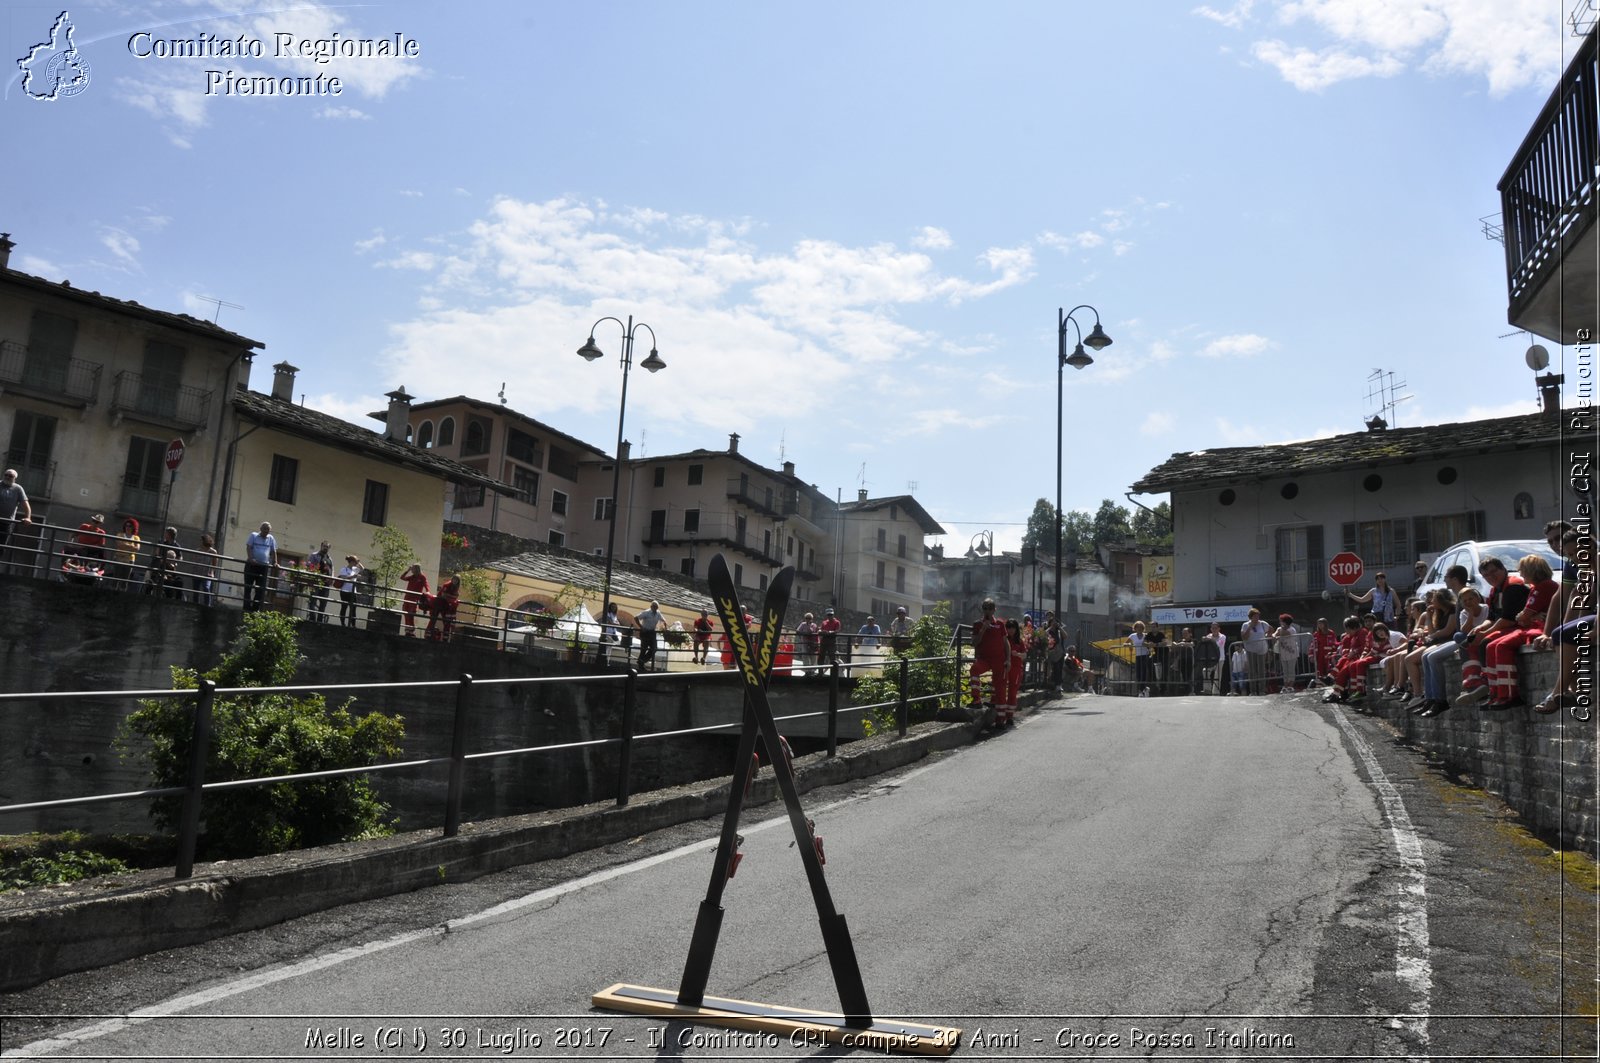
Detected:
left=109, top=370, right=213, bottom=431
left=0, top=340, right=103, bottom=407
left=1499, top=26, right=1600, bottom=317
left=4, top=453, right=56, bottom=500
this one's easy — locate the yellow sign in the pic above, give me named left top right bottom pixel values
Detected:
left=1144, top=556, right=1174, bottom=599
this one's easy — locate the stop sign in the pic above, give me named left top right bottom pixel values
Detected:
left=1329, top=551, right=1364, bottom=587
left=164, top=439, right=186, bottom=471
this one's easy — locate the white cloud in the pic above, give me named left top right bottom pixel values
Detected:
left=912, top=226, right=953, bottom=250
left=355, top=229, right=387, bottom=253
left=1200, top=333, right=1274, bottom=358
left=316, top=106, right=371, bottom=120
left=1206, top=1, right=1561, bottom=96
left=376, top=197, right=1036, bottom=435
left=101, top=228, right=141, bottom=266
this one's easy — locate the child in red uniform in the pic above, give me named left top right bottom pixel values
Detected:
left=967, top=599, right=1008, bottom=713
left=1482, top=554, right=1560, bottom=710
left=996, top=618, right=1026, bottom=726
left=1321, top=616, right=1375, bottom=703
left=1309, top=618, right=1340, bottom=686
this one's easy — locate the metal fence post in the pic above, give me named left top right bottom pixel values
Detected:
left=953, top=627, right=965, bottom=710
left=826, top=661, right=840, bottom=757
left=616, top=668, right=638, bottom=806
left=175, top=679, right=216, bottom=880
left=443, top=673, right=474, bottom=837
left=896, top=656, right=909, bottom=737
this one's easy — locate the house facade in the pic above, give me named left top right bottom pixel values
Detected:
left=1131, top=411, right=1574, bottom=619
left=835, top=492, right=945, bottom=618
left=0, top=237, right=262, bottom=542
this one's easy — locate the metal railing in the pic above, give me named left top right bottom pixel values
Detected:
left=0, top=340, right=104, bottom=406
left=0, top=639, right=971, bottom=878
left=109, top=370, right=213, bottom=431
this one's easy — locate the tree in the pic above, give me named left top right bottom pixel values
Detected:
left=853, top=603, right=960, bottom=734
left=124, top=612, right=405, bottom=858
left=367, top=524, right=419, bottom=609
left=1092, top=499, right=1134, bottom=546
left=1021, top=499, right=1059, bottom=554
left=1132, top=501, right=1173, bottom=548
left=1061, top=509, right=1094, bottom=555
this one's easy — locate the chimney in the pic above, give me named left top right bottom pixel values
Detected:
left=384, top=386, right=413, bottom=442
left=0, top=233, right=13, bottom=270
left=728, top=432, right=740, bottom=454
left=858, top=488, right=868, bottom=502
left=617, top=439, right=631, bottom=463
left=782, top=460, right=795, bottom=478
left=1536, top=372, right=1564, bottom=417
left=271, top=361, right=299, bottom=402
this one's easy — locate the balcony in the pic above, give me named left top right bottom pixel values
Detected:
left=1500, top=26, right=1600, bottom=343
left=4, top=454, right=56, bottom=501
left=0, top=341, right=103, bottom=408
left=119, top=480, right=164, bottom=519
left=109, top=371, right=213, bottom=432
left=725, top=478, right=784, bottom=519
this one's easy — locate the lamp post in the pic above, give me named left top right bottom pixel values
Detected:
left=1055, top=305, right=1112, bottom=629
left=966, top=530, right=994, bottom=612
left=577, top=315, right=665, bottom=615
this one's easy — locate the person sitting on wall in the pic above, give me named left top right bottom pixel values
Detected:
left=1533, top=524, right=1596, bottom=715
left=1455, top=556, right=1532, bottom=707
left=1321, top=616, right=1376, bottom=704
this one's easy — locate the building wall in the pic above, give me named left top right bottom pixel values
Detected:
left=1170, top=442, right=1567, bottom=603
left=0, top=279, right=252, bottom=541
left=837, top=506, right=934, bottom=616
left=233, top=425, right=446, bottom=575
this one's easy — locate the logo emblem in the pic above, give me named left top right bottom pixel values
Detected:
left=18, top=11, right=91, bottom=101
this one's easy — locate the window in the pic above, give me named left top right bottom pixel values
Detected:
left=649, top=510, right=667, bottom=542
left=876, top=560, right=887, bottom=588
left=6, top=410, right=56, bottom=487
left=684, top=508, right=700, bottom=534
left=512, top=466, right=539, bottom=505
left=688, top=464, right=704, bottom=485
left=506, top=428, right=542, bottom=465
left=594, top=497, right=615, bottom=520
left=548, top=530, right=565, bottom=547
left=1343, top=518, right=1410, bottom=568
left=734, top=562, right=744, bottom=585
left=548, top=445, right=579, bottom=480
left=1080, top=583, right=1096, bottom=604
left=680, top=557, right=696, bottom=577
left=763, top=530, right=771, bottom=557
left=267, top=454, right=299, bottom=504
left=764, top=487, right=773, bottom=511
left=416, top=420, right=434, bottom=449
left=653, top=466, right=665, bottom=487
left=877, top=528, right=887, bottom=552
left=137, top=339, right=186, bottom=419
left=438, top=417, right=456, bottom=447
left=120, top=437, right=165, bottom=516
left=896, top=566, right=906, bottom=592
left=759, top=573, right=768, bottom=591
left=736, top=515, right=746, bottom=544
left=1276, top=525, right=1323, bottom=595
left=551, top=490, right=568, bottom=516
left=462, top=415, right=492, bottom=456
left=361, top=480, right=389, bottom=526
left=787, top=536, right=795, bottom=556
left=897, top=533, right=907, bottom=559
left=455, top=483, right=485, bottom=509
left=23, top=310, right=77, bottom=391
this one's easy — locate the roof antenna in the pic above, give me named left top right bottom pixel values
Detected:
left=1363, top=368, right=1411, bottom=431
left=196, top=295, right=243, bottom=324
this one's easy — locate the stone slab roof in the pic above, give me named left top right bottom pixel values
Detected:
left=382, top=394, right=610, bottom=458
left=234, top=388, right=507, bottom=490
left=487, top=549, right=714, bottom=613
left=838, top=494, right=946, bottom=535
left=1131, top=412, right=1561, bottom=494
left=3, top=268, right=265, bottom=349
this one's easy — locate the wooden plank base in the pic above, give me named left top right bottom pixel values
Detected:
left=592, top=982, right=962, bottom=1056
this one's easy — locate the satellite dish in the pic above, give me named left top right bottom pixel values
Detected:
left=1526, top=344, right=1550, bottom=371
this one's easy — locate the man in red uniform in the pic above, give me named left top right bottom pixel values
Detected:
left=819, top=607, right=842, bottom=664
left=968, top=598, right=1009, bottom=714
left=1456, top=557, right=1530, bottom=705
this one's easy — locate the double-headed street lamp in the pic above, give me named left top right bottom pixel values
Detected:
left=966, top=530, right=995, bottom=600
left=1055, top=305, right=1112, bottom=629
left=578, top=315, right=665, bottom=616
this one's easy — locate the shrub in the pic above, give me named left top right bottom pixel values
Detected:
left=0, top=850, right=132, bottom=891
left=851, top=603, right=961, bottom=735
left=124, top=612, right=405, bottom=859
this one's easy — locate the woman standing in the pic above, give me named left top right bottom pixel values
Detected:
left=400, top=563, right=431, bottom=636
left=337, top=554, right=364, bottom=628
left=1126, top=620, right=1153, bottom=697
left=113, top=518, right=141, bottom=592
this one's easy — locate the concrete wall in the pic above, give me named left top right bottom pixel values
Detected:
left=0, top=574, right=865, bottom=841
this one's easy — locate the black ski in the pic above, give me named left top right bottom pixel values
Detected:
left=676, top=555, right=872, bottom=1027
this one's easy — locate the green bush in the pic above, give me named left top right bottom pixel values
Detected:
left=124, top=611, right=405, bottom=859
left=0, top=850, right=132, bottom=891
left=852, top=603, right=962, bottom=735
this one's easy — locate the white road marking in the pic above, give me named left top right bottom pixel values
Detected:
left=3, top=780, right=917, bottom=1060
left=1330, top=707, right=1433, bottom=1055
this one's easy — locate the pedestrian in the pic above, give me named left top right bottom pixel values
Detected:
left=242, top=521, right=277, bottom=612
left=596, top=601, right=622, bottom=665
left=967, top=598, right=1008, bottom=717
left=692, top=608, right=714, bottom=664
left=1272, top=613, right=1300, bottom=693
left=193, top=532, right=220, bottom=606
left=795, top=612, right=821, bottom=666
left=819, top=607, right=842, bottom=663
left=636, top=600, right=664, bottom=670
left=1126, top=620, right=1153, bottom=697
left=146, top=527, right=185, bottom=600
left=1240, top=608, right=1271, bottom=694
left=1346, top=572, right=1398, bottom=626
left=997, top=618, right=1025, bottom=725
left=857, top=615, right=882, bottom=654
left=306, top=541, right=334, bottom=623
left=1201, top=621, right=1228, bottom=695
left=428, top=574, right=461, bottom=641
left=1229, top=642, right=1250, bottom=695
left=112, top=517, right=142, bottom=592
left=336, top=554, right=364, bottom=627
left=886, top=606, right=913, bottom=653
left=400, top=563, right=431, bottom=636
left=0, top=467, right=32, bottom=573
left=72, top=513, right=107, bottom=564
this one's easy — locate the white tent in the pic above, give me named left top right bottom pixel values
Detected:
left=508, top=604, right=605, bottom=646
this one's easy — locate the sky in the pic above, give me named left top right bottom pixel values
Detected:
left=3, top=0, right=1581, bottom=556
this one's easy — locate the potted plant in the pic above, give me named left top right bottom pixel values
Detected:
left=365, top=524, right=418, bottom=636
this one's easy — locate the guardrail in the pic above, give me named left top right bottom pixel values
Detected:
left=0, top=639, right=976, bottom=880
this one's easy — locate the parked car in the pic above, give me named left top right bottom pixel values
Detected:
left=1414, top=539, right=1564, bottom=603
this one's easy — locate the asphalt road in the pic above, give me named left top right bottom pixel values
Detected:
left=2, top=690, right=1595, bottom=1060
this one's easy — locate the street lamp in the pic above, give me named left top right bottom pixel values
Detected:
left=578, top=315, right=666, bottom=616
left=1055, top=305, right=1112, bottom=630
left=966, top=529, right=994, bottom=612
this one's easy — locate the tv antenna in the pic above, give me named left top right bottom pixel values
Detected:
left=1364, top=368, right=1412, bottom=429
left=1571, top=0, right=1596, bottom=36
left=196, top=295, right=243, bottom=324
left=856, top=463, right=868, bottom=494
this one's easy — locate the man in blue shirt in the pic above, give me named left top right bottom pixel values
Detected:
left=243, top=521, right=278, bottom=612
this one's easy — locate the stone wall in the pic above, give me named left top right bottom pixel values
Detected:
left=0, top=574, right=865, bottom=840
left=1361, top=650, right=1596, bottom=856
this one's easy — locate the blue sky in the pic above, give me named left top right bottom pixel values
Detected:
left=3, top=0, right=1576, bottom=555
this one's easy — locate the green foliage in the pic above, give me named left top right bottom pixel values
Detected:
left=367, top=524, right=419, bottom=609
left=1132, top=500, right=1174, bottom=548
left=457, top=567, right=505, bottom=624
left=851, top=603, right=960, bottom=735
left=1092, top=500, right=1134, bottom=547
left=1021, top=498, right=1058, bottom=554
left=0, top=849, right=132, bottom=891
left=124, top=611, right=405, bottom=859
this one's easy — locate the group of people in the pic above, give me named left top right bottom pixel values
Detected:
left=55, top=513, right=224, bottom=603
left=1317, top=521, right=1590, bottom=717
left=965, top=600, right=1100, bottom=730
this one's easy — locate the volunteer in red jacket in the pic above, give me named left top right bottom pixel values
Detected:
left=967, top=598, right=1009, bottom=712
